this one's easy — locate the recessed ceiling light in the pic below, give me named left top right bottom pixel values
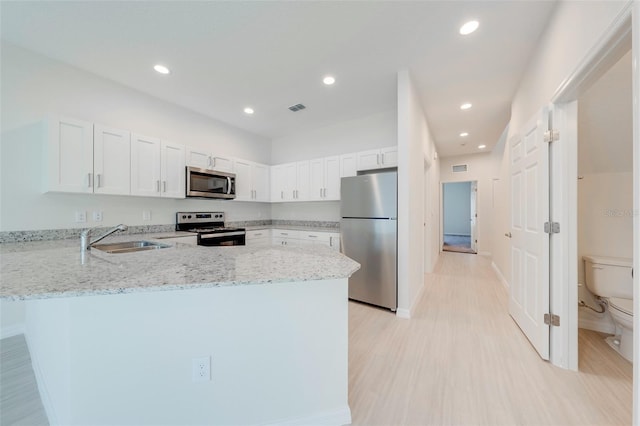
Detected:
left=153, top=64, right=170, bottom=75
left=460, top=103, right=472, bottom=110
left=460, top=132, right=469, bottom=137
left=459, top=20, right=479, bottom=35
left=243, top=107, right=254, bottom=115
left=323, top=76, right=336, bottom=85
left=478, top=144, right=487, bottom=149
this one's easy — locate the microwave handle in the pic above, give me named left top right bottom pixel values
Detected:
left=226, top=176, right=231, bottom=195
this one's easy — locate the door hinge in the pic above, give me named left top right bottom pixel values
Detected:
left=544, top=313, right=560, bottom=327
left=544, top=129, right=559, bottom=143
left=544, top=221, right=560, bottom=234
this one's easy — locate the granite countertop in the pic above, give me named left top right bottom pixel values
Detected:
left=0, top=234, right=360, bottom=301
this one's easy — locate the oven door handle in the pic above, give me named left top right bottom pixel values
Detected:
left=227, top=177, right=232, bottom=195
left=200, top=231, right=246, bottom=239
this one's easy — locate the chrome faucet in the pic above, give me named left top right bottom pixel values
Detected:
left=80, top=224, right=128, bottom=251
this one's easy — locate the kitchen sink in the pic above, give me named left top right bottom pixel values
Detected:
left=91, top=240, right=171, bottom=254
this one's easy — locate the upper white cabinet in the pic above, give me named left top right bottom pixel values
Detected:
left=340, top=153, right=357, bottom=178
left=131, top=134, right=185, bottom=198
left=45, top=117, right=131, bottom=196
left=186, top=147, right=233, bottom=173
left=309, top=156, right=340, bottom=201
left=356, top=146, right=398, bottom=171
left=93, top=124, right=131, bottom=195
left=234, top=159, right=270, bottom=202
left=271, top=161, right=309, bottom=202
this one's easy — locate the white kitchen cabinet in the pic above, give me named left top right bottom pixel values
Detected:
left=233, top=159, right=270, bottom=202
left=44, top=117, right=131, bottom=196
left=246, top=229, right=272, bottom=246
left=271, top=229, right=302, bottom=246
left=299, top=231, right=341, bottom=251
left=356, top=146, right=398, bottom=171
left=309, top=156, right=341, bottom=201
left=271, top=161, right=309, bottom=202
left=131, top=134, right=185, bottom=198
left=186, top=147, right=233, bottom=173
left=161, top=141, right=186, bottom=198
left=93, top=124, right=130, bottom=195
left=340, top=153, right=357, bottom=178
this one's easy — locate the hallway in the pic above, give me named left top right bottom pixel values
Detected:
left=348, top=252, right=632, bottom=425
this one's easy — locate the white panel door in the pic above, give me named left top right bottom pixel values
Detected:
left=233, top=159, right=253, bottom=201
left=211, top=156, right=234, bottom=173
left=270, top=165, right=287, bottom=202
left=509, top=108, right=550, bottom=360
left=309, top=158, right=325, bottom=201
left=340, top=153, right=357, bottom=177
left=186, top=147, right=212, bottom=169
left=324, top=156, right=341, bottom=200
left=357, top=149, right=381, bottom=171
left=283, top=163, right=297, bottom=201
left=252, top=162, right=270, bottom=202
left=93, top=125, right=130, bottom=195
left=131, top=133, right=161, bottom=197
left=295, top=161, right=310, bottom=201
left=470, top=180, right=477, bottom=253
left=46, top=116, right=94, bottom=193
left=380, top=146, right=398, bottom=167
left=161, top=141, right=185, bottom=198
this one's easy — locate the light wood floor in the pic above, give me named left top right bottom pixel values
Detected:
left=349, top=252, right=633, bottom=425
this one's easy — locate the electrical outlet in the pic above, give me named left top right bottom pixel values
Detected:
left=75, top=211, right=87, bottom=223
left=142, top=210, right=151, bottom=221
left=92, top=211, right=103, bottom=222
left=192, top=356, right=211, bottom=382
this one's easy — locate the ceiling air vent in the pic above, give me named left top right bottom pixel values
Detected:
left=452, top=164, right=468, bottom=173
left=288, top=103, right=306, bottom=112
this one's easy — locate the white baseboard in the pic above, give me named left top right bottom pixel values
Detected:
left=24, top=332, right=57, bottom=426
left=478, top=251, right=491, bottom=257
left=491, top=261, right=509, bottom=290
left=396, top=280, right=427, bottom=320
left=578, top=316, right=616, bottom=334
left=396, top=308, right=410, bottom=319
left=264, top=406, right=352, bottom=426
left=1, top=323, right=25, bottom=339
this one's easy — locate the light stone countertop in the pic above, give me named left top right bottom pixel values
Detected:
left=0, top=234, right=360, bottom=301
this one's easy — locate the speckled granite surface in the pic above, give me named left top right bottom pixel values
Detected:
left=0, top=234, right=359, bottom=301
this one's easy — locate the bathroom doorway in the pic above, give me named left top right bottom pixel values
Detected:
left=576, top=49, right=634, bottom=368
left=442, top=181, right=477, bottom=254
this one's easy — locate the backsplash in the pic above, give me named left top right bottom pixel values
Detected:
left=0, top=220, right=340, bottom=243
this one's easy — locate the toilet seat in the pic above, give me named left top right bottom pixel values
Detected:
left=609, top=297, right=633, bottom=316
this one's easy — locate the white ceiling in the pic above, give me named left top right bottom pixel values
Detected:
left=0, top=1, right=556, bottom=157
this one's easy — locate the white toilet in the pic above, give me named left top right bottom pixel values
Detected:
left=583, top=255, right=634, bottom=362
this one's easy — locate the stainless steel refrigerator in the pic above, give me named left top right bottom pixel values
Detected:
left=340, top=171, right=397, bottom=311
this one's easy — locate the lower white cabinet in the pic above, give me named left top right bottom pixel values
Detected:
left=271, top=229, right=301, bottom=246
left=246, top=229, right=272, bottom=246
left=270, top=229, right=340, bottom=250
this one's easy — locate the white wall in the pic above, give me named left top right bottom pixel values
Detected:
left=492, top=0, right=631, bottom=282
left=271, top=201, right=340, bottom=222
left=270, top=110, right=396, bottom=164
left=443, top=182, right=471, bottom=236
left=397, top=70, right=439, bottom=317
left=439, top=137, right=505, bottom=257
left=26, top=279, right=350, bottom=425
left=0, top=42, right=272, bottom=232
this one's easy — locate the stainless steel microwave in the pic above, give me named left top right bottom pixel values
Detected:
left=186, top=167, right=236, bottom=199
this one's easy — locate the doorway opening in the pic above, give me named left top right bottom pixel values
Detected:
left=442, top=181, right=477, bottom=254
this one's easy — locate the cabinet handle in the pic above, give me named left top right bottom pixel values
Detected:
left=320, top=188, right=323, bottom=197
left=88, top=173, right=93, bottom=188
left=163, top=181, right=167, bottom=192
left=157, top=180, right=161, bottom=192
left=330, top=236, right=334, bottom=247
left=281, top=191, right=284, bottom=199
left=308, top=235, right=317, bottom=238
left=212, top=157, right=217, bottom=168
left=376, top=154, right=380, bottom=165
left=97, top=174, right=102, bottom=188
left=381, top=153, right=385, bottom=164
left=323, top=188, right=327, bottom=198
left=208, top=156, right=213, bottom=169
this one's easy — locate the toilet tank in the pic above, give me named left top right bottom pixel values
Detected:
left=583, top=255, right=633, bottom=299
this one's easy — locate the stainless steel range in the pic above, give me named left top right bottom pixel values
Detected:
left=176, top=212, right=246, bottom=246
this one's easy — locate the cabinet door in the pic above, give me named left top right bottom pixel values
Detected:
left=94, top=125, right=130, bottom=195
left=131, top=133, right=162, bottom=197
left=323, top=156, right=341, bottom=200
left=328, top=233, right=341, bottom=251
left=233, top=159, right=253, bottom=201
left=161, top=141, right=185, bottom=198
left=309, top=158, right=325, bottom=201
left=340, top=153, right=357, bottom=178
left=295, top=161, right=310, bottom=201
left=45, top=116, right=94, bottom=193
left=252, top=162, right=270, bottom=202
left=270, top=165, right=286, bottom=202
left=381, top=146, right=398, bottom=167
left=186, top=147, right=212, bottom=169
left=212, top=156, right=234, bottom=173
left=357, top=149, right=381, bottom=171
left=283, top=163, right=297, bottom=201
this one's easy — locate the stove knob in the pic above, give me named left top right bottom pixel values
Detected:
left=182, top=215, right=187, bottom=219
left=188, top=215, right=192, bottom=219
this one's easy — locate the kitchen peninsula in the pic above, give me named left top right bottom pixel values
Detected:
left=1, top=237, right=359, bottom=425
